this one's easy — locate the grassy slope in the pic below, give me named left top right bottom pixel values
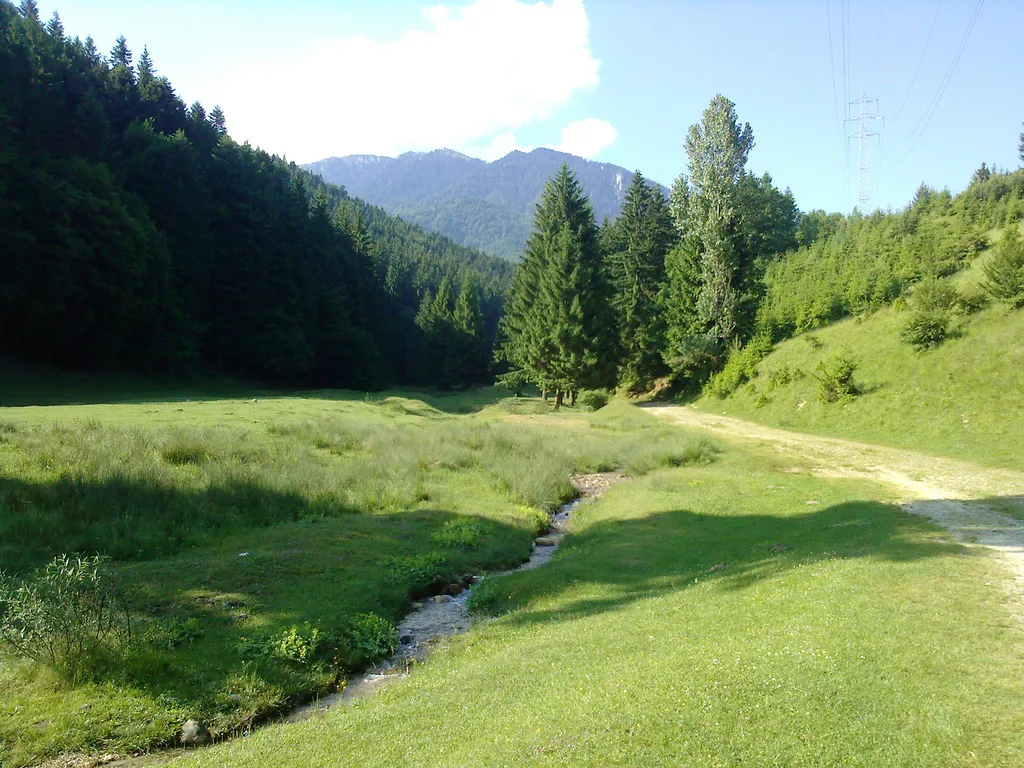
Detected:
left=0, top=391, right=710, bottom=767
left=175, top=443, right=1024, bottom=768
left=699, top=303, right=1024, bottom=472
left=697, top=234, right=1024, bottom=472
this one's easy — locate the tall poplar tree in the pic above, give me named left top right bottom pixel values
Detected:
left=663, top=95, right=754, bottom=372
left=497, top=165, right=612, bottom=405
left=605, top=171, right=674, bottom=390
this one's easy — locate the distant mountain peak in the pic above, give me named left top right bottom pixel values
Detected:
left=303, top=149, right=668, bottom=260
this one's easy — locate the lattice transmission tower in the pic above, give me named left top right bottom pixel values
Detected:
left=845, top=93, right=883, bottom=210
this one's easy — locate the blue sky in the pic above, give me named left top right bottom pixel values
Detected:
left=45, top=0, right=1023, bottom=214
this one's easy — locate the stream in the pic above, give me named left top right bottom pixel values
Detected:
left=92, top=473, right=623, bottom=768
left=286, top=472, right=624, bottom=720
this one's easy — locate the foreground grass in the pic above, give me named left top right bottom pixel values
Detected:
left=699, top=300, right=1024, bottom=472
left=172, top=446, right=1024, bottom=767
left=0, top=391, right=712, bottom=766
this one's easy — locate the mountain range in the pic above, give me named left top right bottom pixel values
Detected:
left=303, top=148, right=669, bottom=260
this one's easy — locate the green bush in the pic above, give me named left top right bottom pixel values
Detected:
left=705, top=333, right=774, bottom=398
left=578, top=390, right=610, bottom=411
left=910, top=276, right=960, bottom=313
left=0, top=554, right=131, bottom=681
left=982, top=227, right=1024, bottom=308
left=814, top=350, right=859, bottom=404
left=343, top=613, right=397, bottom=667
left=901, top=309, right=950, bottom=350
left=765, top=363, right=792, bottom=392
left=274, top=622, right=322, bottom=664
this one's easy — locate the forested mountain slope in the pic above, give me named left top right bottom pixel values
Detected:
left=305, top=148, right=669, bottom=259
left=0, top=1, right=510, bottom=388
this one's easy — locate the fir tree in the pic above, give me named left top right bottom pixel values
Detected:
left=452, top=273, right=487, bottom=383
left=18, top=0, right=39, bottom=24
left=605, top=171, right=674, bottom=390
left=209, top=105, right=227, bottom=136
left=45, top=11, right=63, bottom=40
left=109, top=35, right=132, bottom=69
left=137, top=46, right=155, bottom=88
left=497, top=165, right=612, bottom=406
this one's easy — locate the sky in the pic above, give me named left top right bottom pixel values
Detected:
left=44, top=0, right=1024, bottom=215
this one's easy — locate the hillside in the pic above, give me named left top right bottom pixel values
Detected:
left=696, top=241, right=1024, bottom=472
left=304, top=148, right=670, bottom=259
left=0, top=5, right=509, bottom=389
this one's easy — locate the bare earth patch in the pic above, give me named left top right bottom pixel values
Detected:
left=646, top=405, right=1024, bottom=622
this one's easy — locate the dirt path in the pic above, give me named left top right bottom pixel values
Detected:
left=646, top=405, right=1024, bottom=620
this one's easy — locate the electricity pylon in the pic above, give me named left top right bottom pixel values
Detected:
left=846, top=93, right=883, bottom=210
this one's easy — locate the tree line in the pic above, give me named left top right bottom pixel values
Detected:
left=497, top=96, right=800, bottom=403
left=497, top=96, right=1024, bottom=404
left=0, top=0, right=510, bottom=389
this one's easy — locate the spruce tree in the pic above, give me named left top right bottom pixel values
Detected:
left=497, top=165, right=612, bottom=405
left=209, top=105, right=227, bottom=136
left=109, top=35, right=132, bottom=69
left=605, top=172, right=673, bottom=390
left=137, top=46, right=155, bottom=88
left=453, top=273, right=487, bottom=383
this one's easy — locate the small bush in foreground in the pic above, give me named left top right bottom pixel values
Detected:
left=814, top=350, right=859, bottom=404
left=0, top=554, right=131, bottom=681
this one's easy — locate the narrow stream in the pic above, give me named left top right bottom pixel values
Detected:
left=105, top=473, right=623, bottom=766
left=287, top=472, right=624, bottom=721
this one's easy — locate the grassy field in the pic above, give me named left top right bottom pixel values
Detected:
left=171, top=443, right=1024, bottom=767
left=0, top=389, right=711, bottom=767
left=697, top=295, right=1024, bottom=472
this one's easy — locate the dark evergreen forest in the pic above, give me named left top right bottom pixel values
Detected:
left=0, top=1, right=511, bottom=388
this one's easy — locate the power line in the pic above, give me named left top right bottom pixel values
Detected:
left=892, top=0, right=944, bottom=123
left=868, top=0, right=885, bottom=87
left=825, top=0, right=843, bottom=137
left=896, top=0, right=984, bottom=163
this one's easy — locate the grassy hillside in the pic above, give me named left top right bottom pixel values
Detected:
left=700, top=243, right=1024, bottom=471
left=174, top=444, right=1024, bottom=768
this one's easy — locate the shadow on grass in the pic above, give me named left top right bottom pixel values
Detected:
left=472, top=496, right=986, bottom=625
left=0, top=361, right=513, bottom=414
left=0, top=473, right=533, bottom=752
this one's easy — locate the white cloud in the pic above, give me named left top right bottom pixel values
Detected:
left=553, top=117, right=617, bottom=158
left=213, top=0, right=601, bottom=163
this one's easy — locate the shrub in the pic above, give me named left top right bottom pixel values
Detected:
left=343, top=613, right=397, bottom=667
left=814, top=350, right=858, bottom=404
left=274, top=622, right=321, bottom=664
left=0, top=554, right=131, bottom=681
left=901, top=309, right=950, bottom=350
left=900, top=276, right=961, bottom=350
left=982, top=227, right=1024, bottom=308
left=956, top=287, right=989, bottom=314
left=910, top=276, right=960, bottom=313
left=765, top=363, right=792, bottom=392
left=705, top=333, right=774, bottom=398
left=578, top=390, right=610, bottom=411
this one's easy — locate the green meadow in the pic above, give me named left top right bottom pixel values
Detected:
left=172, top=441, right=1024, bottom=768
left=0, top=389, right=710, bottom=767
